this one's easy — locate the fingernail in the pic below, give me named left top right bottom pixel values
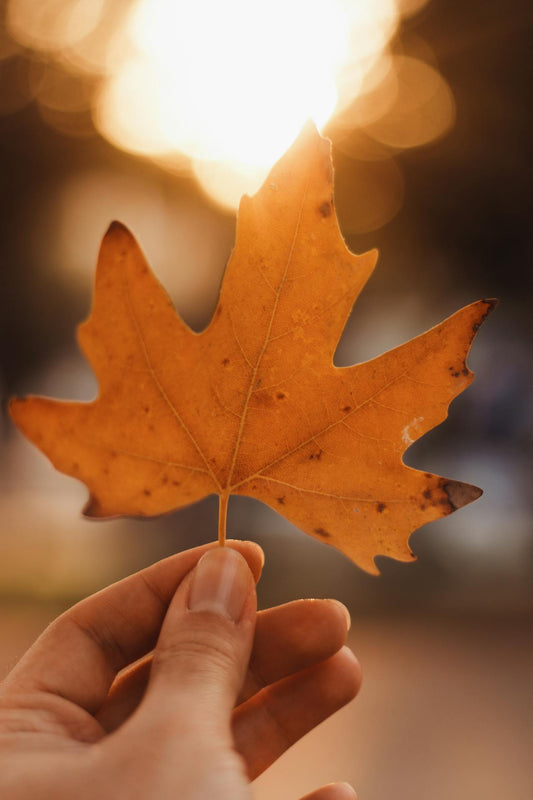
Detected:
left=337, top=783, right=357, bottom=799
left=188, top=548, right=252, bottom=622
left=331, top=599, right=351, bottom=631
left=256, top=544, right=265, bottom=570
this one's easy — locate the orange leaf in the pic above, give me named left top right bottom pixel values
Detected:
left=9, top=123, right=495, bottom=573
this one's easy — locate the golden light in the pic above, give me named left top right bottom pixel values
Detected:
left=5, top=0, right=455, bottom=218
left=94, top=0, right=401, bottom=207
left=364, top=56, right=455, bottom=149
left=333, top=153, right=404, bottom=233
left=394, top=0, right=431, bottom=18
left=6, top=0, right=106, bottom=54
left=95, top=0, right=348, bottom=177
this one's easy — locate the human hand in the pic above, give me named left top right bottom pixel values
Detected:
left=0, top=540, right=361, bottom=799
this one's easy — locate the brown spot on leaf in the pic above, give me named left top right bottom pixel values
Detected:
left=342, top=405, right=352, bottom=413
left=143, top=489, right=151, bottom=496
left=443, top=480, right=482, bottom=511
left=466, top=299, right=498, bottom=341
left=277, top=496, right=285, bottom=504
left=172, top=480, right=180, bottom=487
left=276, top=392, right=286, bottom=399
left=255, top=392, right=275, bottom=408
left=222, top=358, right=230, bottom=366
left=423, top=489, right=432, bottom=500
left=143, top=406, right=150, bottom=413
left=376, top=502, right=386, bottom=513
left=314, top=527, right=331, bottom=538
left=477, top=298, right=499, bottom=325
left=319, top=201, right=332, bottom=217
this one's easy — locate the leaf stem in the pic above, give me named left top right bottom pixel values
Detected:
left=218, top=493, right=229, bottom=546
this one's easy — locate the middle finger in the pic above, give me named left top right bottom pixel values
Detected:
left=96, top=598, right=350, bottom=731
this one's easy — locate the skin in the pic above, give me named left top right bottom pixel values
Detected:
left=0, top=540, right=361, bottom=800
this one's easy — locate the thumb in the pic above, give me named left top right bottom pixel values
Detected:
left=143, top=546, right=258, bottom=736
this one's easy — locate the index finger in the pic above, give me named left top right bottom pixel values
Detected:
left=2, top=540, right=264, bottom=714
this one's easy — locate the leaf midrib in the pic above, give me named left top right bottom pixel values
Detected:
left=223, top=175, right=310, bottom=494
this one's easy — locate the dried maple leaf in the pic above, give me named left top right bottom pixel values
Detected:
left=9, top=123, right=495, bottom=573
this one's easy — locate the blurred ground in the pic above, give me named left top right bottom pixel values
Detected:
left=256, top=618, right=533, bottom=800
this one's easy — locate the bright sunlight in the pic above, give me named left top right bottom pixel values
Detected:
left=94, top=0, right=400, bottom=207
left=6, top=0, right=453, bottom=211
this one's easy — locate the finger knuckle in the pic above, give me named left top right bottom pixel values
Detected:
left=154, top=623, right=240, bottom=679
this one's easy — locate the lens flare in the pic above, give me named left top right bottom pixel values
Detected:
left=99, top=0, right=349, bottom=165
left=94, top=0, right=402, bottom=207
left=6, top=0, right=106, bottom=54
left=5, top=0, right=454, bottom=218
left=364, top=56, right=455, bottom=148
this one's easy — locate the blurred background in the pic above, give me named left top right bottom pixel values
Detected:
left=0, top=0, right=531, bottom=797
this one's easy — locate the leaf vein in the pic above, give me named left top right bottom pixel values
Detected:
left=225, top=173, right=310, bottom=489
left=122, top=271, right=221, bottom=491
left=229, top=369, right=409, bottom=491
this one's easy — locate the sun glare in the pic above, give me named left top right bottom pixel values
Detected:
left=94, top=0, right=399, bottom=206
left=6, top=0, right=453, bottom=213
left=95, top=0, right=350, bottom=176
